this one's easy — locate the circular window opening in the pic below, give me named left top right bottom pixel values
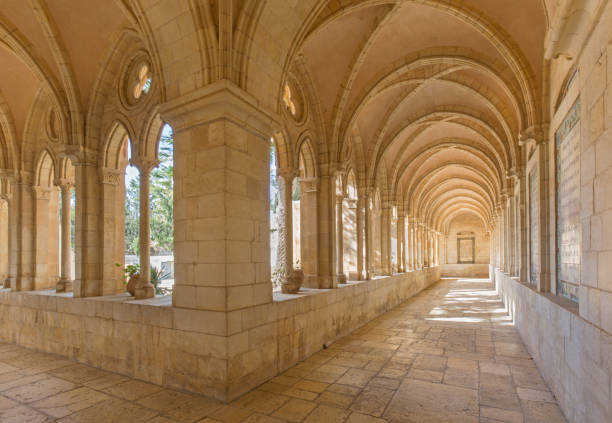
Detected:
left=133, top=64, right=152, bottom=99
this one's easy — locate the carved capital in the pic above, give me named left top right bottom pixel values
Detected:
left=130, top=158, right=158, bottom=177
left=519, top=124, right=549, bottom=146
left=100, top=167, right=121, bottom=186
left=276, top=167, right=298, bottom=183
left=54, top=178, right=74, bottom=191
left=300, top=177, right=319, bottom=193
left=32, top=186, right=51, bottom=200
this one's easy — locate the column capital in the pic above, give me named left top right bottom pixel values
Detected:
left=54, top=178, right=74, bottom=191
left=518, top=124, right=548, bottom=146
left=160, top=79, right=281, bottom=139
left=32, top=186, right=51, bottom=200
left=300, top=177, right=319, bottom=192
left=130, top=158, right=158, bottom=176
left=277, top=167, right=298, bottom=183
left=99, top=167, right=122, bottom=186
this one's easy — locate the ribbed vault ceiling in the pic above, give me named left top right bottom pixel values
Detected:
left=297, top=0, right=548, bottom=234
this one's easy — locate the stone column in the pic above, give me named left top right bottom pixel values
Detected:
left=381, top=207, right=392, bottom=275
left=99, top=167, right=124, bottom=294
left=1, top=181, right=15, bottom=288
left=32, top=186, right=52, bottom=290
left=397, top=213, right=404, bottom=272
left=0, top=199, right=8, bottom=285
left=346, top=198, right=358, bottom=280
left=300, top=177, right=319, bottom=288
left=12, top=174, right=35, bottom=292
left=356, top=195, right=365, bottom=280
left=134, top=160, right=156, bottom=298
left=56, top=181, right=74, bottom=292
left=278, top=168, right=298, bottom=289
left=420, top=224, right=425, bottom=269
left=434, top=232, right=440, bottom=266
left=73, top=156, right=104, bottom=297
left=161, top=82, right=279, bottom=401
left=409, top=221, right=414, bottom=271
left=365, top=192, right=372, bottom=279
left=335, top=194, right=346, bottom=283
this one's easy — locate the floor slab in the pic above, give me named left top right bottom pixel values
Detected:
left=0, top=278, right=566, bottom=422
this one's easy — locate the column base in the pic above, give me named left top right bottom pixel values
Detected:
left=56, top=279, right=73, bottom=293
left=134, top=283, right=155, bottom=299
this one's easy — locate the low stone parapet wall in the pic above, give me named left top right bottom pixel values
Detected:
left=0, top=267, right=440, bottom=402
left=495, top=270, right=612, bottom=423
left=440, top=263, right=489, bottom=278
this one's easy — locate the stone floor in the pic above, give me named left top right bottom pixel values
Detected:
left=0, top=278, right=566, bottom=423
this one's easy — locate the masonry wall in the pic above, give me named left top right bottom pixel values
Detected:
left=0, top=267, right=440, bottom=402
left=496, top=270, right=612, bottom=422
left=441, top=263, right=489, bottom=278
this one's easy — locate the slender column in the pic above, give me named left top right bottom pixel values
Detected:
left=365, top=193, right=372, bottom=279
left=381, top=207, right=391, bottom=275
left=356, top=196, right=364, bottom=280
left=409, top=222, right=415, bottom=271
left=335, top=194, right=346, bottom=283
left=415, top=223, right=420, bottom=269
left=419, top=224, right=424, bottom=269
left=278, top=168, right=297, bottom=285
left=139, top=163, right=154, bottom=284
left=397, top=214, right=404, bottom=272
left=57, top=181, right=74, bottom=292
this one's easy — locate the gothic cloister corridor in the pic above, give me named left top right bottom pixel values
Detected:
left=1, top=0, right=612, bottom=421
left=0, top=277, right=564, bottom=423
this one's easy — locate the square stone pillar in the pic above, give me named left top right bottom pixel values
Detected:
left=0, top=199, right=7, bottom=283
left=32, top=186, right=58, bottom=290
left=99, top=168, right=125, bottom=294
left=12, top=176, right=35, bottom=291
left=299, top=178, right=319, bottom=288
left=364, top=192, right=372, bottom=279
left=316, top=169, right=337, bottom=288
left=73, top=159, right=103, bottom=297
left=397, top=214, right=405, bottom=272
left=356, top=196, right=365, bottom=280
left=161, top=81, right=279, bottom=401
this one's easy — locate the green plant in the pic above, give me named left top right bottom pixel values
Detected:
left=121, top=263, right=140, bottom=284
left=150, top=265, right=170, bottom=296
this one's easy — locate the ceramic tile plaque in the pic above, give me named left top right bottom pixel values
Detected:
left=529, top=166, right=539, bottom=286
left=555, top=98, right=581, bottom=302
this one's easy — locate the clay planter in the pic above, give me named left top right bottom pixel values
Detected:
left=281, top=269, right=304, bottom=294
left=126, top=273, right=140, bottom=296
left=126, top=273, right=155, bottom=299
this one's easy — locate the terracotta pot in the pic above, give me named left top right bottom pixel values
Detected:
left=126, top=273, right=140, bottom=296
left=281, top=269, right=304, bottom=294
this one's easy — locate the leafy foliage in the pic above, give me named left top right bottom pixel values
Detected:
left=124, top=127, right=174, bottom=256
left=150, top=133, right=174, bottom=254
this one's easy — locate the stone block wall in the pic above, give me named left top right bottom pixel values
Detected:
left=0, top=267, right=440, bottom=402
left=441, top=264, right=489, bottom=278
left=495, top=270, right=612, bottom=422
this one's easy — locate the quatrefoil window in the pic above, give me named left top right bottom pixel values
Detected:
left=283, top=84, right=296, bottom=116
left=133, top=64, right=152, bottom=99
